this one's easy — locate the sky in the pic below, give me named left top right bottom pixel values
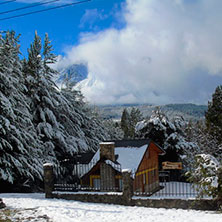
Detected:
left=2, top=0, right=222, bottom=105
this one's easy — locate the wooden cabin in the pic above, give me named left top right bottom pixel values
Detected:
left=81, top=139, right=165, bottom=193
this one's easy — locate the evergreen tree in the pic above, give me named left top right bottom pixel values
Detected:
left=120, top=107, right=143, bottom=138
left=103, top=119, right=124, bottom=140
left=0, top=31, right=43, bottom=185
left=60, top=86, right=111, bottom=153
left=23, top=32, right=71, bottom=164
left=43, top=33, right=57, bottom=76
left=185, top=120, right=222, bottom=159
left=129, top=107, right=143, bottom=138
left=136, top=107, right=197, bottom=165
left=186, top=86, right=222, bottom=197
left=0, top=30, right=116, bottom=188
left=120, top=108, right=130, bottom=138
left=205, top=85, right=222, bottom=143
left=130, top=107, right=143, bottom=125
left=206, top=85, right=222, bottom=127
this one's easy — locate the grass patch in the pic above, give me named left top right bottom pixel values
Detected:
left=0, top=208, right=18, bottom=222
left=0, top=208, right=51, bottom=222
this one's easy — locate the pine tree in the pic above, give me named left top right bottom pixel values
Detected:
left=129, top=107, right=143, bottom=138
left=120, top=107, right=143, bottom=138
left=43, top=33, right=57, bottom=76
left=205, top=85, right=222, bottom=143
left=24, top=32, right=111, bottom=161
left=60, top=86, right=110, bottom=153
left=103, top=119, right=124, bottom=140
left=185, top=120, right=222, bottom=159
left=120, top=108, right=130, bottom=138
left=135, top=107, right=197, bottom=165
left=206, top=85, right=222, bottom=127
left=0, top=31, right=43, bottom=185
left=186, top=86, right=222, bottom=197
left=0, top=30, right=119, bottom=188
left=23, top=32, right=62, bottom=164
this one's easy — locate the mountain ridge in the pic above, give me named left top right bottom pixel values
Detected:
left=96, top=103, right=207, bottom=121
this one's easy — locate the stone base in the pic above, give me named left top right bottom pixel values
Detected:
left=51, top=192, right=219, bottom=211
left=0, top=198, right=6, bottom=209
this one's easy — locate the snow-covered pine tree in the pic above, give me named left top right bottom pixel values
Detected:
left=23, top=32, right=71, bottom=165
left=185, top=120, right=222, bottom=159
left=59, top=85, right=110, bottom=153
left=24, top=32, right=110, bottom=164
left=103, top=119, right=124, bottom=140
left=43, top=33, right=57, bottom=77
left=184, top=86, right=222, bottom=163
left=185, top=86, right=222, bottom=163
left=129, top=107, right=143, bottom=138
left=135, top=107, right=197, bottom=166
left=0, top=31, right=43, bottom=186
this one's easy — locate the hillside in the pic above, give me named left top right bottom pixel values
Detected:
left=96, top=103, right=207, bottom=121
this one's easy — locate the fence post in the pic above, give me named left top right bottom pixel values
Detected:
left=43, top=163, right=54, bottom=198
left=0, top=198, right=6, bottom=209
left=122, top=169, right=133, bottom=204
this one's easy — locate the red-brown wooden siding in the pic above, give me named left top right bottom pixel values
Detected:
left=134, top=142, right=160, bottom=192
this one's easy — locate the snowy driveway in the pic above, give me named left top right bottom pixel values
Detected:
left=0, top=193, right=221, bottom=222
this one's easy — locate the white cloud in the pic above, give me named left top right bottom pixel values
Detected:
left=56, top=0, right=222, bottom=105
left=79, top=9, right=108, bottom=29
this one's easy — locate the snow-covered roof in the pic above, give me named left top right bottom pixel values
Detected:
left=115, top=145, right=148, bottom=172
left=90, top=149, right=100, bottom=164
left=88, top=140, right=151, bottom=172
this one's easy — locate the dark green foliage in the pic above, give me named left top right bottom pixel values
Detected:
left=205, top=85, right=222, bottom=143
left=205, top=85, right=222, bottom=127
left=187, top=154, right=221, bottom=199
left=120, top=107, right=143, bottom=138
left=120, top=108, right=130, bottom=138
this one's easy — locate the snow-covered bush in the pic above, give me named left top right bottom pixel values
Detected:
left=187, top=154, right=221, bottom=198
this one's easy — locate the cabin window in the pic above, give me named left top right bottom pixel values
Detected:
left=119, top=179, right=123, bottom=190
left=143, top=173, right=146, bottom=185
left=93, top=178, right=101, bottom=190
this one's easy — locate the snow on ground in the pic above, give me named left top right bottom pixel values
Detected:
left=0, top=193, right=222, bottom=222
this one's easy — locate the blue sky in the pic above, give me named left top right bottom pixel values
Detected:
left=0, top=0, right=125, bottom=56
left=2, top=0, right=222, bottom=105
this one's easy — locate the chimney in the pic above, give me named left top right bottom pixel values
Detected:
left=99, top=142, right=115, bottom=162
